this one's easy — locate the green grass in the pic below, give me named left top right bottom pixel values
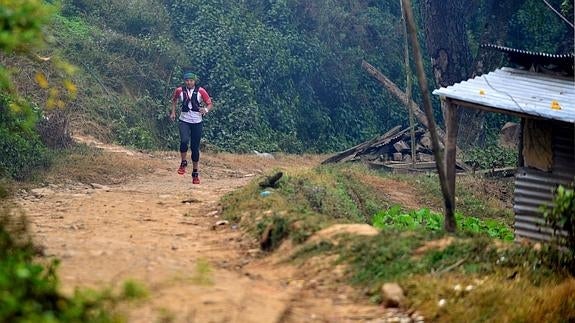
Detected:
left=221, top=164, right=393, bottom=247
left=395, top=172, right=515, bottom=225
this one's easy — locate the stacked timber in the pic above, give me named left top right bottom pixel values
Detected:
left=322, top=126, right=471, bottom=172
left=322, top=126, right=437, bottom=164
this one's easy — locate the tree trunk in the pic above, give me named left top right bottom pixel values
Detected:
left=422, top=0, right=478, bottom=149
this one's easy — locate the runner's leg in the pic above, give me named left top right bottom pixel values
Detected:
left=178, top=121, right=193, bottom=174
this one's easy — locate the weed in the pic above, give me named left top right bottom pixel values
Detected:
left=541, top=184, right=575, bottom=251
left=191, top=258, right=213, bottom=286
left=121, top=280, right=148, bottom=300
left=156, top=308, right=176, bottom=323
left=288, top=241, right=335, bottom=263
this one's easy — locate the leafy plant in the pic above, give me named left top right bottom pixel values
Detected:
left=541, top=184, right=575, bottom=250
left=372, top=206, right=514, bottom=240
left=465, top=145, right=517, bottom=170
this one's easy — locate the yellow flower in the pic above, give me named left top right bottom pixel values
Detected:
left=63, top=79, right=77, bottom=97
left=35, top=72, right=49, bottom=89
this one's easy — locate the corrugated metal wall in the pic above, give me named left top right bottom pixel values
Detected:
left=514, top=121, right=575, bottom=242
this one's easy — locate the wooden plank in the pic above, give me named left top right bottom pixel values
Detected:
left=321, top=125, right=402, bottom=164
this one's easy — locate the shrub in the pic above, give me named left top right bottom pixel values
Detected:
left=542, top=184, right=575, bottom=251
left=0, top=127, right=51, bottom=180
left=465, top=145, right=517, bottom=170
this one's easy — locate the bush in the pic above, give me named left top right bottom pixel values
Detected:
left=542, top=184, right=575, bottom=251
left=465, top=145, right=517, bottom=170
left=0, top=127, right=51, bottom=180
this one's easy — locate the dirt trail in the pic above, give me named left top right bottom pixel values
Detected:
left=16, top=139, right=401, bottom=323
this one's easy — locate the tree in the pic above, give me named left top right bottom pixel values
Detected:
left=421, top=0, right=480, bottom=150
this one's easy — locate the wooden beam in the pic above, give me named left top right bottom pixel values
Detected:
left=402, top=0, right=455, bottom=232
left=444, top=101, right=460, bottom=233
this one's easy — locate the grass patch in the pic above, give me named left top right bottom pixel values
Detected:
left=120, top=280, right=148, bottom=300
left=221, top=164, right=393, bottom=246
left=338, top=228, right=574, bottom=321
left=287, top=240, right=335, bottom=263
left=190, top=258, right=213, bottom=286
left=406, top=275, right=575, bottom=322
left=396, top=172, right=514, bottom=225
left=220, top=161, right=574, bottom=321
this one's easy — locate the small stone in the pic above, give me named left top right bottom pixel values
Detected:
left=381, top=283, right=405, bottom=308
left=453, top=284, right=462, bottom=292
left=31, top=188, right=54, bottom=198
left=465, top=285, right=474, bottom=292
left=533, top=243, right=542, bottom=251
left=438, top=299, right=447, bottom=307
left=247, top=248, right=261, bottom=256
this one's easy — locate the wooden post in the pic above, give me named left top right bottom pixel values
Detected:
left=400, top=0, right=416, bottom=167
left=402, top=0, right=455, bottom=233
left=444, top=100, right=460, bottom=232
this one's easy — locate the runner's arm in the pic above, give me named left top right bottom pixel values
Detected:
left=199, top=88, right=213, bottom=113
left=170, top=88, right=181, bottom=121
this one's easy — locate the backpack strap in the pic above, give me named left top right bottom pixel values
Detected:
left=180, top=86, right=190, bottom=112
left=180, top=86, right=201, bottom=112
left=190, top=87, right=200, bottom=112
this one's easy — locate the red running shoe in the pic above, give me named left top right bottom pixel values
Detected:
left=177, top=160, right=187, bottom=175
left=192, top=172, right=200, bottom=184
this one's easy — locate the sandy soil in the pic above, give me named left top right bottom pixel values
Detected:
left=15, top=138, right=415, bottom=323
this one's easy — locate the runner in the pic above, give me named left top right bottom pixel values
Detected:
left=170, top=72, right=213, bottom=184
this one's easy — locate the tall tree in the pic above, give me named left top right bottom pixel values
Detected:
left=421, top=0, right=479, bottom=149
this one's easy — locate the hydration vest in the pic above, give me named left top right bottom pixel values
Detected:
left=181, top=86, right=200, bottom=112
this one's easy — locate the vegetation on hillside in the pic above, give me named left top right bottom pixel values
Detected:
left=4, top=0, right=572, bottom=160
left=0, top=0, right=572, bottom=181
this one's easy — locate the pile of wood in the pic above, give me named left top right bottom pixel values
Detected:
left=322, top=126, right=437, bottom=164
left=322, top=125, right=472, bottom=172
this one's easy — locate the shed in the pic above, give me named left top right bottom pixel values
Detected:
left=432, top=48, right=575, bottom=243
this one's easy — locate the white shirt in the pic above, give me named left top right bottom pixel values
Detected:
left=179, top=87, right=204, bottom=124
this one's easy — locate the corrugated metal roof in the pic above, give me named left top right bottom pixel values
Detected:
left=433, top=67, right=575, bottom=123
